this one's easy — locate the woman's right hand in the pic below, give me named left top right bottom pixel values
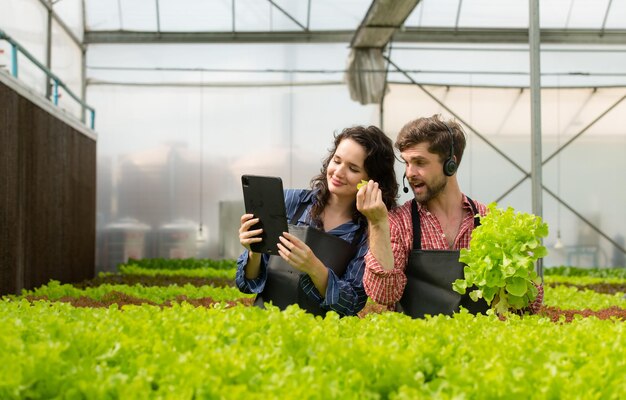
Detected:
left=239, top=213, right=263, bottom=251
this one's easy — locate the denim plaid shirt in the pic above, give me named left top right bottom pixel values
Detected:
left=236, top=189, right=368, bottom=316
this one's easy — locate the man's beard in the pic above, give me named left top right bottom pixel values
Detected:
left=414, top=174, right=447, bottom=203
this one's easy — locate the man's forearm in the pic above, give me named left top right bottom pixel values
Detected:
left=368, top=220, right=395, bottom=271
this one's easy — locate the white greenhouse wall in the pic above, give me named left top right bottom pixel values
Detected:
left=88, top=78, right=626, bottom=270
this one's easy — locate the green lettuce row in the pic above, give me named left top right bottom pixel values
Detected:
left=15, top=281, right=251, bottom=303
left=122, top=258, right=237, bottom=271
left=544, top=275, right=626, bottom=285
left=10, top=277, right=625, bottom=311
left=543, top=285, right=625, bottom=311
left=544, top=266, right=626, bottom=279
left=116, top=265, right=236, bottom=279
left=1, top=301, right=624, bottom=399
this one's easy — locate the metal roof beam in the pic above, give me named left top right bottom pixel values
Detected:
left=84, top=28, right=626, bottom=45
left=394, top=27, right=626, bottom=45
left=84, top=30, right=355, bottom=44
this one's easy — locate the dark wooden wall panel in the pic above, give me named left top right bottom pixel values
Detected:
left=0, top=82, right=24, bottom=295
left=0, top=79, right=96, bottom=295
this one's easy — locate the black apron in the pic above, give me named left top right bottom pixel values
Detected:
left=254, top=196, right=365, bottom=316
left=396, top=198, right=489, bottom=318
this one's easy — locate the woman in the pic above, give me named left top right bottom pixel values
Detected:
left=236, top=125, right=398, bottom=316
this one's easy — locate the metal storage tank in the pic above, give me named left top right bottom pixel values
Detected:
left=157, top=219, right=198, bottom=259
left=101, top=218, right=151, bottom=272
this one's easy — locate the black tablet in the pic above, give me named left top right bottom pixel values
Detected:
left=241, top=175, right=289, bottom=255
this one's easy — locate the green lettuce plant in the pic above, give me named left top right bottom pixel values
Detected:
left=452, top=203, right=548, bottom=315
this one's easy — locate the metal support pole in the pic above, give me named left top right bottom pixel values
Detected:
left=81, top=0, right=87, bottom=123
left=529, top=0, right=543, bottom=277
left=46, top=0, right=53, bottom=100
left=81, top=48, right=87, bottom=123
left=53, top=80, right=59, bottom=105
left=11, top=44, right=18, bottom=77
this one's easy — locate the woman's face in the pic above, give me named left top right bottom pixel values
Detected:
left=326, top=138, right=368, bottom=199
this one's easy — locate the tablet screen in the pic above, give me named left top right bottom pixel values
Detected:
left=241, top=175, right=289, bottom=255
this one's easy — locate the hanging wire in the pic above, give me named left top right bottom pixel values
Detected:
left=198, top=69, right=205, bottom=241
left=117, top=0, right=124, bottom=29
left=554, top=78, right=563, bottom=249
left=468, top=73, right=473, bottom=196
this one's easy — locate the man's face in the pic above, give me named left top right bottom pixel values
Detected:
left=400, top=142, right=447, bottom=203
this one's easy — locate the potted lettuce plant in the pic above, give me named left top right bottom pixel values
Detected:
left=452, top=203, right=548, bottom=315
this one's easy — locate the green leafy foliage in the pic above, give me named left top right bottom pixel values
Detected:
left=545, top=275, right=626, bottom=285
left=1, top=256, right=625, bottom=398
left=122, top=258, right=237, bottom=271
left=1, top=301, right=625, bottom=399
left=545, top=266, right=626, bottom=279
left=543, top=285, right=626, bottom=310
left=452, top=203, right=548, bottom=315
left=116, top=264, right=236, bottom=279
left=16, top=280, right=251, bottom=303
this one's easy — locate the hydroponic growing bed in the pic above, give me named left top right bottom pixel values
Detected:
left=2, top=258, right=625, bottom=399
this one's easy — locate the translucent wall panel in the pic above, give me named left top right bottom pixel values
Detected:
left=51, top=22, right=83, bottom=118
left=458, top=0, right=529, bottom=28
left=84, top=0, right=371, bottom=32
left=0, top=0, right=48, bottom=96
left=87, top=43, right=350, bottom=85
left=605, top=1, right=626, bottom=29
left=0, top=0, right=86, bottom=121
left=235, top=0, right=296, bottom=31
left=405, top=0, right=457, bottom=27
left=406, top=0, right=621, bottom=29
left=383, top=83, right=626, bottom=267
left=85, top=0, right=121, bottom=30
left=388, top=44, right=626, bottom=88
left=159, top=0, right=231, bottom=31
left=307, top=0, right=371, bottom=30
left=117, top=0, right=157, bottom=31
left=564, top=0, right=612, bottom=29
left=53, top=0, right=84, bottom=41
left=81, top=0, right=625, bottom=32
left=89, top=81, right=378, bottom=271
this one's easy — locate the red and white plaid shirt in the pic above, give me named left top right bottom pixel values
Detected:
left=363, top=196, right=544, bottom=313
left=364, top=195, right=486, bottom=307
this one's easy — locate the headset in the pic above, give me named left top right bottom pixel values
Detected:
left=442, top=122, right=458, bottom=177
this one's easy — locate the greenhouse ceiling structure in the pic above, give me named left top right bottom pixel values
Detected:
left=1, top=0, right=625, bottom=270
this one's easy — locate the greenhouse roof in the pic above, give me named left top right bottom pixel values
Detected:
left=77, top=0, right=626, bottom=37
left=11, top=0, right=613, bottom=89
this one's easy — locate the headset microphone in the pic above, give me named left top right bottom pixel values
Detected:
left=402, top=174, right=409, bottom=193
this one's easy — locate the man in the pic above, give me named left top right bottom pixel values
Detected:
left=357, top=114, right=542, bottom=318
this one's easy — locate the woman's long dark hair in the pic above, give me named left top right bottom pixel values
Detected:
left=309, top=125, right=398, bottom=227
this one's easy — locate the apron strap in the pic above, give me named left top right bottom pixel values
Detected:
left=466, top=196, right=481, bottom=227
left=290, top=201, right=309, bottom=225
left=410, top=196, right=481, bottom=250
left=411, top=199, right=421, bottom=250
left=289, top=190, right=313, bottom=224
